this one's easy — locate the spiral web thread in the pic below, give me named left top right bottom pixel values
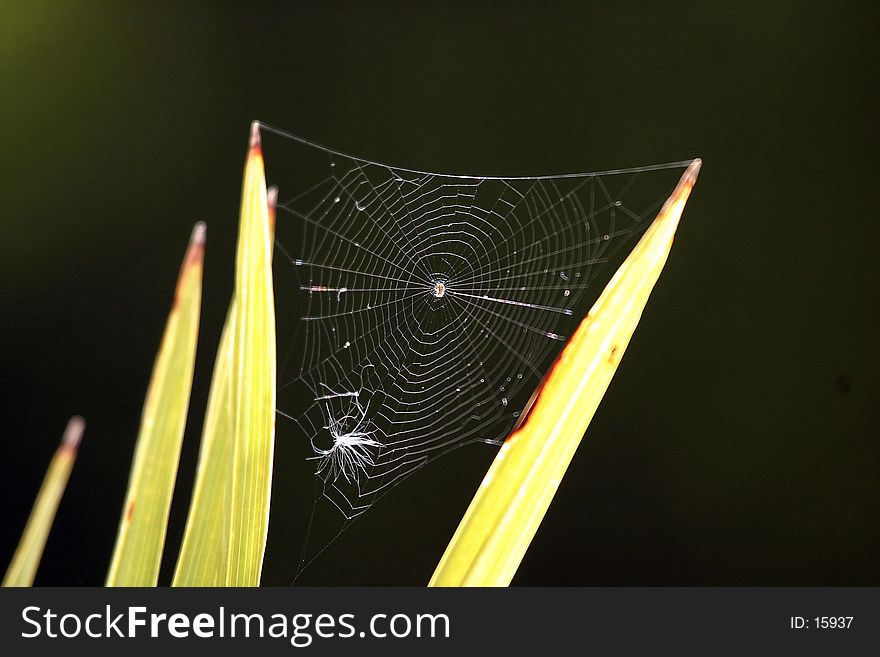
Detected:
left=263, top=124, right=693, bottom=554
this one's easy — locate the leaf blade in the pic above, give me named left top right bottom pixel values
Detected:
left=225, top=124, right=276, bottom=586
left=2, top=417, right=84, bottom=587
left=429, top=159, right=702, bottom=587
left=105, top=223, right=205, bottom=586
left=172, top=186, right=277, bottom=586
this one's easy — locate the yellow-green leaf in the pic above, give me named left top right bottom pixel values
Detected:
left=106, top=223, right=205, bottom=586
left=429, top=159, right=702, bottom=587
left=3, top=417, right=84, bottom=587
left=170, top=302, right=235, bottom=586
left=225, top=123, right=276, bottom=586
left=172, top=185, right=277, bottom=586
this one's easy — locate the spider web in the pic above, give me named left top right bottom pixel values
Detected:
left=262, top=123, right=694, bottom=572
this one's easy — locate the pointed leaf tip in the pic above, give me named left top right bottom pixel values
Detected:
left=657, top=158, right=702, bottom=221
left=190, top=222, right=207, bottom=248
left=684, top=158, right=702, bottom=185
left=249, top=121, right=262, bottom=151
left=61, top=416, right=85, bottom=450
left=181, top=223, right=206, bottom=273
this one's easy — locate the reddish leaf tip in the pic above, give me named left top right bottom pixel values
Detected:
left=190, top=221, right=207, bottom=249
left=684, top=158, right=702, bottom=185
left=249, top=121, right=262, bottom=151
left=61, top=415, right=85, bottom=450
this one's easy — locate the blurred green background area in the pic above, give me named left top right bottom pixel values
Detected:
left=1, top=2, right=878, bottom=585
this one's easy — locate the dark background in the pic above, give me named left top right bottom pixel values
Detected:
left=1, top=2, right=877, bottom=586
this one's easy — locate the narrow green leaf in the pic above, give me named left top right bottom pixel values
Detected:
left=430, top=160, right=701, bottom=587
left=173, top=186, right=277, bottom=586
left=3, top=417, right=84, bottom=587
left=225, top=123, right=276, bottom=586
left=106, top=223, right=205, bottom=586
left=170, top=302, right=234, bottom=586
